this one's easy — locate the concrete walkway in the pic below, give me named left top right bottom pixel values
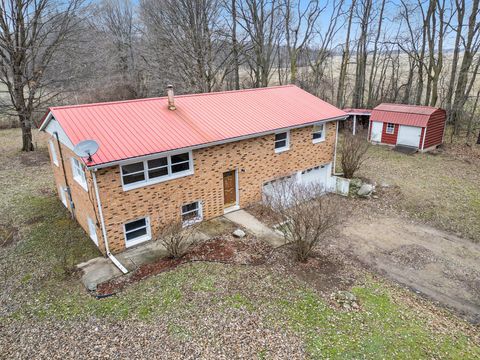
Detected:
left=224, top=209, right=285, bottom=247
left=77, top=230, right=209, bottom=291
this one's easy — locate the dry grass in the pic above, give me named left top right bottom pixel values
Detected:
left=357, top=143, right=480, bottom=242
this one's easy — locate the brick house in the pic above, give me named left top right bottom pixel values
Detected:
left=40, top=85, right=347, bottom=262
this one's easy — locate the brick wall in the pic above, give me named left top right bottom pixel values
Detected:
left=95, top=122, right=337, bottom=254
left=48, top=136, right=104, bottom=253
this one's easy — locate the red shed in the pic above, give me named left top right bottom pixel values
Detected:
left=368, top=103, right=446, bottom=151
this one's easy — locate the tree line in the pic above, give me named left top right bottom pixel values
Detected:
left=0, top=0, right=479, bottom=151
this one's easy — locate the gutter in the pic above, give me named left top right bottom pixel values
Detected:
left=91, top=170, right=128, bottom=274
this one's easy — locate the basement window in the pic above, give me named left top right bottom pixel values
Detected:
left=49, top=140, right=59, bottom=166
left=120, top=151, right=193, bottom=190
left=181, top=201, right=203, bottom=226
left=274, top=131, right=289, bottom=153
left=71, top=157, right=88, bottom=191
left=386, top=123, right=395, bottom=134
left=123, top=217, right=151, bottom=247
left=312, top=123, right=326, bottom=143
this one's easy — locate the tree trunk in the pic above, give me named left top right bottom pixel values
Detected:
left=232, top=0, right=240, bottom=90
left=20, top=116, right=34, bottom=152
left=336, top=0, right=355, bottom=108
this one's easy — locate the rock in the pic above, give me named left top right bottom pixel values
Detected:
left=332, top=291, right=359, bottom=311
left=232, top=229, right=246, bottom=238
left=357, top=184, right=374, bottom=197
left=87, top=282, right=97, bottom=291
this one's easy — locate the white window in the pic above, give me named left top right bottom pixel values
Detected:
left=312, top=123, right=326, bottom=143
left=71, top=157, right=88, bottom=191
left=274, top=131, right=289, bottom=153
left=123, top=217, right=151, bottom=247
left=59, top=186, right=67, bottom=207
left=181, top=201, right=203, bottom=226
left=121, top=151, right=193, bottom=190
left=386, top=123, right=395, bottom=134
left=49, top=140, right=59, bottom=166
left=87, top=217, right=98, bottom=246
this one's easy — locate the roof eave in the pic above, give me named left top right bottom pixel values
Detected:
left=87, top=114, right=348, bottom=170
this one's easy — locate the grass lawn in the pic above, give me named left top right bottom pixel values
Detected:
left=355, top=142, right=480, bottom=243
left=1, top=128, right=479, bottom=358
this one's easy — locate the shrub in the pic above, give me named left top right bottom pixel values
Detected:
left=155, top=220, right=197, bottom=259
left=341, top=133, right=370, bottom=179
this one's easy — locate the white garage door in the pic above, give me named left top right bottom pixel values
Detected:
left=300, top=163, right=330, bottom=191
left=370, top=121, right=383, bottom=142
left=397, top=125, right=421, bottom=148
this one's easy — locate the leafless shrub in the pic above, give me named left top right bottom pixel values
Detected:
left=263, top=179, right=344, bottom=262
left=341, top=133, right=370, bottom=179
left=155, top=220, right=198, bottom=259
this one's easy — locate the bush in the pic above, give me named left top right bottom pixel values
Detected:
left=341, top=133, right=370, bottom=179
left=263, top=180, right=344, bottom=262
left=155, top=220, right=197, bottom=259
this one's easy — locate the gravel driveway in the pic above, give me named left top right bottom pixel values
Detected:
left=336, top=215, right=480, bottom=323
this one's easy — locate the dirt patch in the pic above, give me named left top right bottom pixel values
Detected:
left=19, top=150, right=50, bottom=167
left=337, top=214, right=480, bottom=323
left=385, top=244, right=439, bottom=270
left=97, top=236, right=273, bottom=295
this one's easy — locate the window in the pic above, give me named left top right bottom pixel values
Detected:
left=386, top=123, right=395, bottom=134
left=87, top=217, right=98, bottom=246
left=181, top=201, right=203, bottom=226
left=312, top=123, right=326, bottom=143
left=49, top=140, right=58, bottom=166
left=274, top=131, right=289, bottom=152
left=121, top=151, right=193, bottom=190
left=59, top=186, right=67, bottom=207
left=123, top=217, right=151, bottom=247
left=71, top=157, right=88, bottom=190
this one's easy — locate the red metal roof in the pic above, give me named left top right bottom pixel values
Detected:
left=40, top=85, right=346, bottom=167
left=370, top=103, right=441, bottom=127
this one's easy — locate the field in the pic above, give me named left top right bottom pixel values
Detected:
left=0, top=128, right=479, bottom=358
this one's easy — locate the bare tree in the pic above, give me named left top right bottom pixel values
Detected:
left=336, top=0, right=355, bottom=108
left=0, top=0, right=83, bottom=151
left=155, top=220, right=198, bottom=259
left=340, top=132, right=370, bottom=179
left=282, top=0, right=320, bottom=84
left=263, top=180, right=343, bottom=262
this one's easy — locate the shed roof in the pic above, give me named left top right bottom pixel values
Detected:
left=370, top=103, right=441, bottom=127
left=40, top=85, right=346, bottom=167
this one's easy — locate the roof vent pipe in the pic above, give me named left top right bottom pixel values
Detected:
left=166, top=85, right=176, bottom=110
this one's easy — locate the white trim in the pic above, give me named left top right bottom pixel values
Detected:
left=386, top=123, right=395, bottom=134
left=92, top=171, right=128, bottom=274
left=312, top=122, right=326, bottom=143
left=352, top=115, right=357, bottom=135
left=87, top=115, right=348, bottom=170
left=120, top=150, right=194, bottom=191
left=181, top=201, right=203, bottom=226
left=123, top=216, right=152, bottom=248
left=49, top=140, right=59, bottom=166
left=87, top=217, right=99, bottom=247
left=421, top=126, right=427, bottom=150
left=274, top=130, right=290, bottom=153
left=71, top=157, right=88, bottom=191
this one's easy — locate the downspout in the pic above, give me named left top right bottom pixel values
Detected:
left=333, top=120, right=340, bottom=176
left=92, top=170, right=128, bottom=274
left=54, top=131, right=75, bottom=219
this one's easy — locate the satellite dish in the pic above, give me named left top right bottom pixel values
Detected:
left=74, top=140, right=99, bottom=163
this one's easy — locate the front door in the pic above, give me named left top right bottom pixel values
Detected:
left=223, top=170, right=237, bottom=208
left=371, top=121, right=383, bottom=142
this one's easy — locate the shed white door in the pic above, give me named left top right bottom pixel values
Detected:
left=397, top=125, right=421, bottom=148
left=371, top=122, right=383, bottom=142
